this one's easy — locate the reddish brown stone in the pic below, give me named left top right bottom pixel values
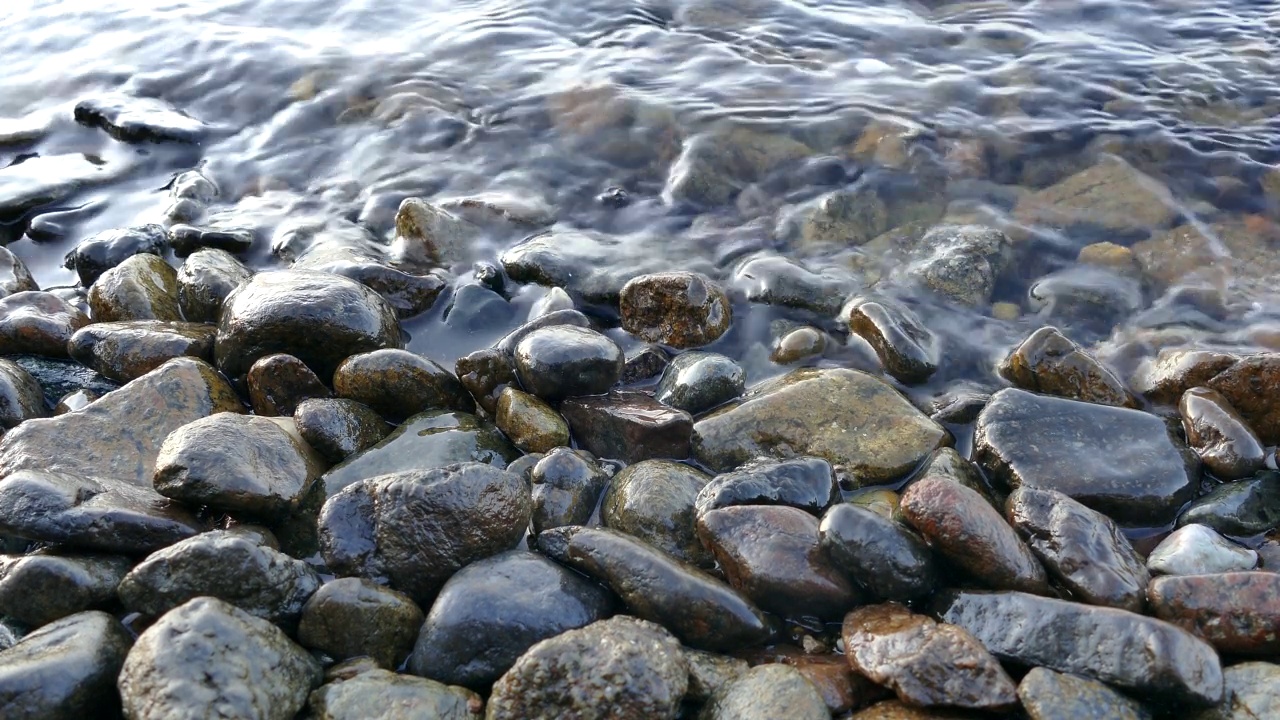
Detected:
left=1132, top=349, right=1237, bottom=406
left=1148, top=572, right=1280, bottom=656
left=998, top=326, right=1136, bottom=407
left=619, top=272, right=731, bottom=349
left=1207, top=354, right=1280, bottom=444
left=737, top=645, right=887, bottom=715
left=560, top=391, right=691, bottom=463
left=247, top=353, right=330, bottom=417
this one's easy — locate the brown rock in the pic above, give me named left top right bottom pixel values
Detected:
left=1133, top=218, right=1280, bottom=295
left=1180, top=387, right=1267, bottom=480
left=67, top=320, right=216, bottom=384
left=1013, top=159, right=1178, bottom=241
left=1207, top=354, right=1280, bottom=444
left=561, top=391, right=692, bottom=463
left=454, top=348, right=515, bottom=415
left=0, top=291, right=90, bottom=357
left=849, top=701, right=975, bottom=719
left=999, top=326, right=1135, bottom=407
left=737, top=646, right=886, bottom=715
left=86, top=254, right=181, bottom=322
left=1132, top=349, right=1237, bottom=406
left=844, top=298, right=939, bottom=384
left=334, top=349, right=474, bottom=422
left=1148, top=572, right=1280, bottom=656
left=247, top=354, right=331, bottom=417
left=619, top=272, right=731, bottom=349
left=494, top=387, right=569, bottom=454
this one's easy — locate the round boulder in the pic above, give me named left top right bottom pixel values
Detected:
left=620, top=271, right=732, bottom=349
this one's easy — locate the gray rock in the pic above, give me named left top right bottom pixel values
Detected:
left=1177, top=471, right=1280, bottom=537
left=513, top=325, right=623, bottom=402
left=699, top=664, right=829, bottom=720
left=1191, top=662, right=1280, bottom=720
left=500, top=231, right=661, bottom=305
left=486, top=616, right=688, bottom=720
left=334, top=349, right=474, bottom=422
left=782, top=185, right=890, bottom=251
left=1013, top=160, right=1178, bottom=242
left=309, top=667, right=482, bottom=720
left=298, top=578, right=423, bottom=669
left=655, top=352, right=745, bottom=415
left=118, top=597, right=322, bottom=720
left=905, top=225, right=1012, bottom=306
left=529, top=448, right=610, bottom=535
left=392, top=198, right=480, bottom=268
left=167, top=224, right=254, bottom=257
left=562, top=391, right=693, bottom=463
left=1147, top=524, right=1258, bottom=576
left=53, top=388, right=98, bottom=414
left=0, top=611, right=132, bottom=720
left=176, top=248, right=253, bottom=323
left=443, top=283, right=514, bottom=332
left=620, top=345, right=669, bottom=385
left=731, top=254, right=857, bottom=316
left=1180, top=387, right=1266, bottom=480
left=602, top=460, right=712, bottom=567
left=819, top=503, right=938, bottom=602
left=684, top=650, right=749, bottom=704
left=1018, top=667, right=1152, bottom=720
left=696, top=456, right=840, bottom=518
left=67, top=320, right=216, bottom=384
left=0, top=360, right=47, bottom=429
left=87, top=254, right=181, bottom=322
left=294, top=398, right=389, bottom=465
left=63, top=224, right=167, bottom=286
left=0, top=292, right=89, bottom=357
left=0, top=553, right=131, bottom=628
left=664, top=126, right=811, bottom=207
left=493, top=309, right=592, bottom=358
left=74, top=95, right=209, bottom=144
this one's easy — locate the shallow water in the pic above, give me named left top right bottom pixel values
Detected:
left=2, top=0, right=1280, bottom=389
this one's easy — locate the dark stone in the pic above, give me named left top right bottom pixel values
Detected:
left=998, top=326, right=1136, bottom=407
left=929, top=385, right=991, bottom=425
left=732, top=254, right=856, bottom=316
left=7, top=356, right=117, bottom=407
left=844, top=298, right=939, bottom=384
left=701, top=664, right=830, bottom=720
left=473, top=261, right=505, bottom=295
left=695, top=456, right=840, bottom=518
left=443, top=283, right=514, bottom=332
left=620, top=345, right=669, bottom=385
left=334, top=349, right=474, bottom=422
left=175, top=248, right=253, bottom=323
left=63, top=224, right=167, bottom=286
left=318, top=463, right=531, bottom=606
left=0, top=360, right=46, bottom=429
left=1206, top=354, right=1280, bottom=444
left=297, top=577, right=423, bottom=669
left=529, top=448, right=609, bottom=535
left=0, top=247, right=36, bottom=298
left=73, top=95, right=209, bottom=144
left=1006, top=486, right=1149, bottom=612
left=537, top=526, right=772, bottom=651
left=513, top=325, right=623, bottom=402
left=499, top=231, right=658, bottom=305
left=1177, top=472, right=1280, bottom=537
left=819, top=503, right=938, bottom=602
left=602, top=460, right=712, bottom=567
left=1181, top=387, right=1267, bottom=480
left=654, top=351, right=745, bottom=415
left=409, top=550, right=613, bottom=688
left=308, top=667, right=482, bottom=720
left=0, top=611, right=132, bottom=720
left=974, top=388, right=1200, bottom=525
left=619, top=271, right=732, bottom=349
left=842, top=603, right=1017, bottom=712
left=294, top=398, right=389, bottom=465
left=1133, top=349, right=1238, bottom=406
left=247, top=353, right=330, bottom=417
left=454, top=348, right=515, bottom=415
left=933, top=590, right=1223, bottom=707
left=1017, top=667, right=1152, bottom=720
left=0, top=292, right=89, bottom=357
left=910, top=446, right=1002, bottom=509
left=493, top=309, right=591, bottom=357
left=86, top=254, right=181, bottom=322
left=0, top=553, right=131, bottom=628
left=1148, top=572, right=1280, bottom=656
left=318, top=260, right=446, bottom=319
left=561, top=391, right=692, bottom=463
left=67, top=320, right=215, bottom=384
left=167, top=224, right=254, bottom=257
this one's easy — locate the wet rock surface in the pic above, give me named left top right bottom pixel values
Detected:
left=334, top=348, right=473, bottom=422
left=1177, top=471, right=1280, bottom=537
left=619, top=271, right=732, bottom=349
left=602, top=459, right=712, bottom=567
left=529, top=447, right=610, bottom=535
left=87, top=253, right=182, bottom=322
left=1132, top=349, right=1238, bottom=406
left=63, top=224, right=167, bottom=287
left=494, top=387, right=569, bottom=453
left=68, top=320, right=215, bottom=384
left=308, top=667, right=482, bottom=720
left=654, top=351, right=745, bottom=415
left=74, top=94, right=209, bottom=143
left=1017, top=667, right=1152, bottom=720
left=974, top=388, right=1199, bottom=525
left=1206, top=354, right=1280, bottom=445
left=455, top=347, right=517, bottom=415
left=700, top=664, right=829, bottom=720
left=844, top=297, right=940, bottom=384
left=297, top=577, right=423, bottom=670
left=998, top=326, right=1135, bottom=407
left=246, top=353, right=330, bottom=417
left=819, top=503, right=938, bottom=602
left=905, top=224, right=1013, bottom=306
left=1180, top=387, right=1266, bottom=480
left=175, top=248, right=253, bottom=323
left=561, top=391, right=693, bottom=463
left=1148, top=572, right=1280, bottom=656
left=0, top=360, right=47, bottom=429
left=294, top=398, right=389, bottom=465
left=0, top=247, right=37, bottom=298
left=1147, top=524, right=1258, bottom=576
left=0, top=291, right=89, bottom=357
left=409, top=549, right=613, bottom=688
left=732, top=254, right=856, bottom=316
left=0, top=611, right=132, bottom=720
left=1191, top=662, right=1280, bottom=720
left=0, top=553, right=131, bottom=628
left=695, top=455, right=839, bottom=518
left=512, top=325, right=623, bottom=402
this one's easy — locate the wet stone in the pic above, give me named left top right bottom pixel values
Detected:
left=493, top=308, right=591, bottom=358
left=63, top=224, right=167, bottom=286
left=443, top=283, right=513, bottom=332
left=699, top=505, right=860, bottom=620
left=664, top=126, right=811, bottom=208
left=0, top=359, right=47, bottom=429
left=912, top=446, right=1002, bottom=509
left=700, top=664, right=829, bottom=720
left=784, top=184, right=890, bottom=251
left=905, top=224, right=1013, bottom=306
left=1147, top=524, right=1258, bottom=576
left=294, top=398, right=389, bottom=465
left=0, top=553, right=132, bottom=628
left=655, top=351, right=745, bottom=415
left=695, top=456, right=840, bottom=518
left=685, top=650, right=748, bottom=704
left=167, top=223, right=254, bottom=257
left=87, top=253, right=181, bottom=322
left=392, top=197, right=479, bottom=268
left=901, top=477, right=1050, bottom=595
left=1177, top=472, right=1280, bottom=537
left=73, top=94, right=209, bottom=144
left=732, top=254, right=857, bottom=316
left=934, top=590, right=1224, bottom=708
left=998, top=326, right=1135, bottom=407
left=321, top=410, right=519, bottom=496
left=537, top=526, right=772, bottom=651
left=561, top=391, right=693, bottom=463
left=154, top=413, right=324, bottom=519
left=513, top=325, right=623, bottom=402
left=308, top=667, right=482, bottom=720
left=176, top=248, right=253, bottom=323
left=744, top=649, right=884, bottom=716
left=848, top=700, right=975, bottom=719
left=1006, top=486, right=1149, bottom=612
left=620, top=345, right=669, bottom=384
left=1148, top=572, right=1280, bottom=656
left=409, top=549, right=613, bottom=689
left=334, top=348, right=474, bottom=422
left=500, top=231, right=659, bottom=304
left=215, top=270, right=402, bottom=383
left=693, top=368, right=949, bottom=485
left=0, top=247, right=36, bottom=298
left=1206, top=354, right=1280, bottom=445
left=1012, top=159, right=1178, bottom=242
left=771, top=326, right=828, bottom=364
left=319, top=463, right=531, bottom=606
left=1133, top=349, right=1238, bottom=406
left=844, top=297, right=940, bottom=384
left=67, top=320, right=215, bottom=384
left=297, top=577, right=423, bottom=670
left=319, top=261, right=446, bottom=320
left=842, top=603, right=1018, bottom=712
left=974, top=388, right=1199, bottom=526
left=0, top=291, right=89, bottom=357
left=455, top=347, right=517, bottom=415
left=0, top=611, right=132, bottom=720
left=603, top=460, right=712, bottom=567
left=819, top=503, right=938, bottom=602
left=494, top=387, right=568, bottom=454
left=1179, top=387, right=1265, bottom=480
left=1191, top=662, right=1280, bottom=720
left=527, top=286, right=574, bottom=321
left=486, top=616, right=688, bottom=720
left=1018, top=667, right=1152, bottom=720
left=247, top=353, right=331, bottom=417
left=118, top=597, right=322, bottom=720
left=620, top=271, right=732, bottom=349
left=529, top=447, right=610, bottom=535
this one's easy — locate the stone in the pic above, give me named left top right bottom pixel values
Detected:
left=537, top=526, right=772, bottom=650
left=700, top=664, right=829, bottom=720
left=494, top=387, right=568, bottom=453
left=53, top=389, right=98, bottom=414
left=167, top=224, right=254, bottom=257
left=528, top=287, right=573, bottom=320
left=1132, top=349, right=1237, bottom=406
left=974, top=388, right=1200, bottom=525
left=176, top=248, right=253, bottom=323
left=0, top=292, right=89, bottom=357
left=0, top=471, right=201, bottom=553
left=215, top=270, right=402, bottom=382
left=73, top=94, right=208, bottom=143
left=772, top=327, right=828, bottom=364
left=318, top=463, right=531, bottom=606
left=654, top=352, right=745, bottom=415
left=247, top=353, right=330, bottom=417
left=844, top=298, right=939, bottom=384
left=848, top=700, right=974, bottom=719
left=1180, top=388, right=1267, bottom=480
left=911, top=446, right=1001, bottom=508
left=1006, top=486, right=1149, bottom=611
left=455, top=348, right=516, bottom=415
left=1190, top=662, right=1280, bottom=720
left=409, top=550, right=613, bottom=688
left=117, top=530, right=321, bottom=631
left=0, top=360, right=46, bottom=429
left=321, top=411, right=520, bottom=496
left=696, top=456, right=840, bottom=518
left=443, top=283, right=513, bottom=332
left=900, top=478, right=1049, bottom=594
left=561, top=392, right=693, bottom=463
left=1018, top=667, right=1152, bottom=720
left=0, top=248, right=36, bottom=299
left=513, top=325, right=623, bottom=402
left=998, top=326, right=1135, bottom=407
left=318, top=260, right=446, bottom=320
left=392, top=198, right=479, bottom=268
left=1133, top=219, right=1280, bottom=295
left=602, top=460, right=712, bottom=567
left=0, top=553, right=131, bottom=628
left=308, top=668, right=482, bottom=720
left=1013, top=159, right=1178, bottom=242
left=529, top=448, right=609, bottom=535
left=842, top=603, right=1017, bottom=712
left=67, top=321, right=216, bottom=384
left=819, top=503, right=938, bottom=602
left=153, top=413, right=324, bottom=519
left=1177, top=472, right=1280, bottom=537
left=297, top=578, right=423, bottom=670
left=63, top=224, right=167, bottom=286
left=493, top=309, right=592, bottom=357
left=899, top=224, right=1013, bottom=307
left=487, top=616, right=687, bottom=720
left=684, top=650, right=748, bottom=704
left=699, top=505, right=860, bottom=620
left=294, top=398, right=388, bottom=465
left=0, top=611, right=132, bottom=720
left=783, top=185, right=891, bottom=251
left=1147, top=524, right=1258, bottom=576
left=87, top=254, right=181, bottom=322
left=663, top=126, right=811, bottom=207
left=334, top=349, right=473, bottom=422
left=619, top=272, right=732, bottom=349
left=620, top=345, right=669, bottom=384
left=118, top=597, right=321, bottom=720
left=934, top=590, right=1223, bottom=707
left=1148, top=572, right=1280, bottom=656
left=693, top=368, right=949, bottom=485
left=1206, top=355, right=1280, bottom=445
left=738, top=648, right=883, bottom=716
left=731, top=254, right=857, bottom=316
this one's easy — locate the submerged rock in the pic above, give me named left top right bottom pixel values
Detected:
left=602, top=460, right=712, bottom=567
left=732, top=254, right=857, bottom=316
left=1146, top=524, right=1258, bottom=576
left=561, top=392, right=693, bottom=463
left=904, top=224, right=1013, bottom=306
left=1012, top=159, right=1178, bottom=242
left=844, top=298, right=939, bottom=384
left=619, top=272, right=732, bottom=349
left=998, top=326, right=1135, bottom=407
left=1179, top=387, right=1267, bottom=480
left=0, top=611, right=132, bottom=720
left=297, top=578, right=423, bottom=670
left=392, top=197, right=479, bottom=268
left=0, top=291, right=89, bottom=357
left=67, top=321, right=215, bottom=384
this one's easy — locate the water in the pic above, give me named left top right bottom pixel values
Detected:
left=2, top=0, right=1280, bottom=391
